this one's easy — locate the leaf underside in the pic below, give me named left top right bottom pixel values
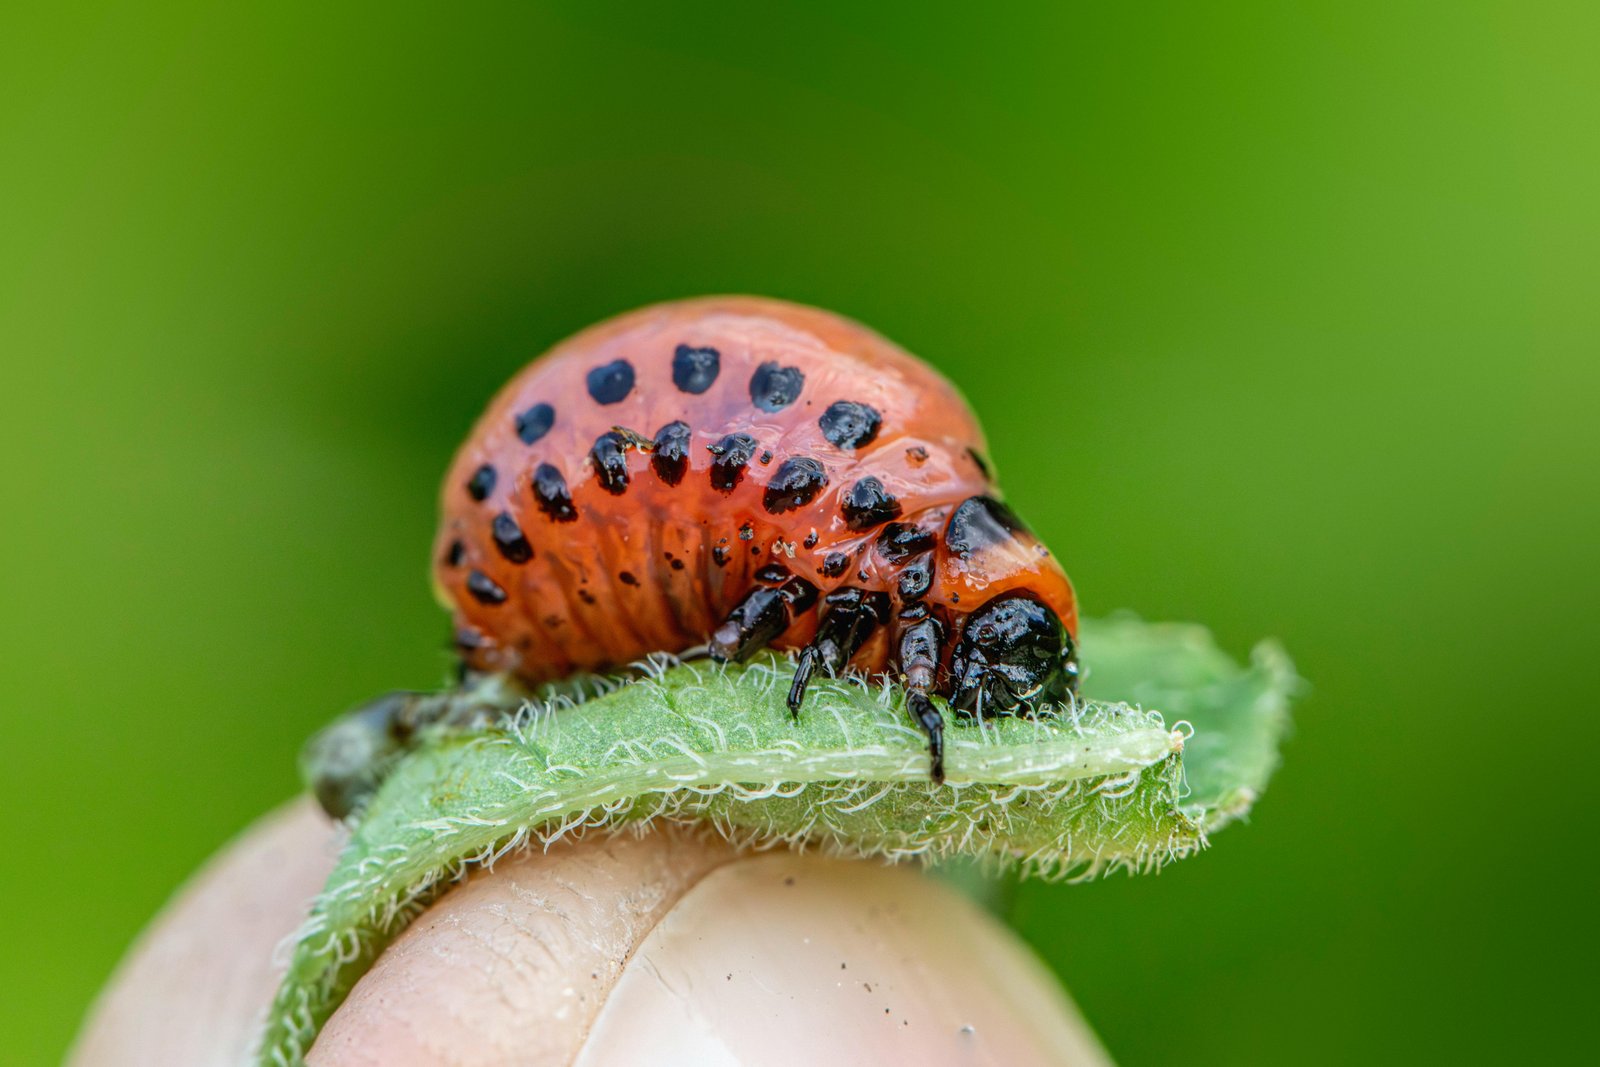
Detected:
left=257, top=615, right=1296, bottom=1065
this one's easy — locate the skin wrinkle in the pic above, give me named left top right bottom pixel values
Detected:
left=308, top=826, right=744, bottom=1066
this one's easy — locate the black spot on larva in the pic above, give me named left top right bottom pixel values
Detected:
left=670, top=557, right=685, bottom=571
left=749, top=361, right=805, bottom=412
left=751, top=545, right=762, bottom=555
left=532, top=463, right=578, bottom=522
left=514, top=403, right=554, bottom=445
left=906, top=446, right=929, bottom=465
left=755, top=563, right=791, bottom=584
left=738, top=522, right=754, bottom=541
left=818, top=400, right=882, bottom=450
left=466, top=569, right=507, bottom=605
left=618, top=571, right=639, bottom=587
left=945, top=495, right=1027, bottom=556
left=897, top=555, right=933, bottom=600
left=803, top=531, right=819, bottom=549
left=763, top=456, right=828, bottom=514
left=651, top=421, right=691, bottom=485
left=672, top=344, right=721, bottom=394
left=966, top=447, right=992, bottom=479
left=454, top=625, right=487, bottom=651
left=712, top=544, right=731, bottom=566
left=491, top=512, right=533, bottom=563
left=876, top=522, right=935, bottom=562
left=586, top=360, right=635, bottom=405
left=708, top=433, right=759, bottom=492
left=820, top=552, right=850, bottom=578
left=578, top=588, right=596, bottom=605
left=899, top=601, right=930, bottom=622
left=589, top=431, right=632, bottom=495
left=759, top=450, right=773, bottom=465
left=443, top=539, right=465, bottom=567
left=841, top=477, right=902, bottom=530
left=466, top=463, right=497, bottom=501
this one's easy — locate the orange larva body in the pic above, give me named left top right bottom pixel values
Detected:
left=433, top=297, right=1079, bottom=779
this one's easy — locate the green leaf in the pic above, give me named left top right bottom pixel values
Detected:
left=258, top=616, right=1296, bottom=1065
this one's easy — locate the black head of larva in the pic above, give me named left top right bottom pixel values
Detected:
left=949, top=593, right=1078, bottom=715
left=672, top=344, right=721, bottom=394
left=586, top=360, right=635, bottom=405
left=818, top=400, right=882, bottom=450
left=749, top=361, right=805, bottom=411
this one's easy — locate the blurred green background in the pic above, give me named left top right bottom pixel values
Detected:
left=3, top=2, right=1594, bottom=1063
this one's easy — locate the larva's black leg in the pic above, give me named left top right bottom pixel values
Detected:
left=709, top=566, right=819, bottom=664
left=896, top=607, right=948, bottom=784
left=787, top=646, right=821, bottom=718
left=710, top=587, right=788, bottom=661
left=906, top=690, right=945, bottom=786
left=786, top=588, right=891, bottom=716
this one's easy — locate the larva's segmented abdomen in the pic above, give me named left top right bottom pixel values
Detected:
left=433, top=296, right=1077, bottom=712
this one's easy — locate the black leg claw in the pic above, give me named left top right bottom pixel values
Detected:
left=785, top=588, right=890, bottom=717
left=907, top=689, right=945, bottom=784
left=786, top=647, right=818, bottom=719
left=896, top=608, right=948, bottom=784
